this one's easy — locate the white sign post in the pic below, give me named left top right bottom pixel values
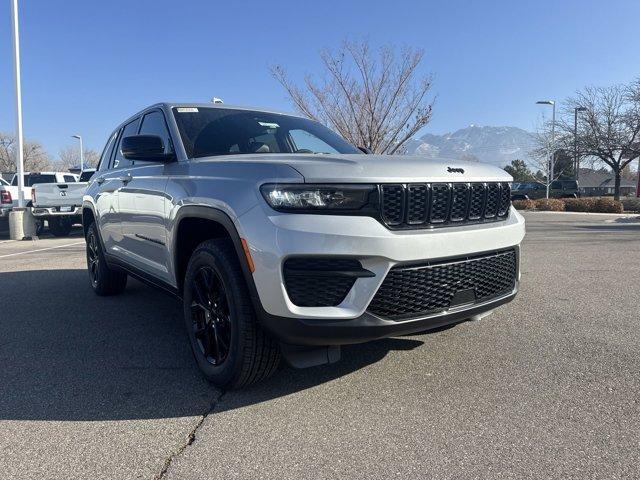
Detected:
left=11, top=0, right=25, bottom=208
left=8, top=0, right=36, bottom=240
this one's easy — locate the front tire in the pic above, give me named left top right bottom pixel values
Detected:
left=183, top=239, right=280, bottom=389
left=86, top=222, right=127, bottom=296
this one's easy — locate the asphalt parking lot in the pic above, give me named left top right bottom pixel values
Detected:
left=1, top=212, right=639, bottom=479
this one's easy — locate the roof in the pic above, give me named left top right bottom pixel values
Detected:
left=578, top=169, right=637, bottom=188
left=162, top=102, right=304, bottom=119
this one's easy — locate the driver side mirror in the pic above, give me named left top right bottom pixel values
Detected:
left=122, top=135, right=175, bottom=162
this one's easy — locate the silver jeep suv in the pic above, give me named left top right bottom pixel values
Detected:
left=83, top=102, right=525, bottom=388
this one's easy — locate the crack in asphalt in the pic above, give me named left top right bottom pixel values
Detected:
left=154, top=392, right=225, bottom=480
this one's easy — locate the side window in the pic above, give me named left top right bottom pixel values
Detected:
left=139, top=111, right=173, bottom=154
left=289, top=129, right=339, bottom=154
left=98, top=131, right=119, bottom=172
left=113, top=118, right=140, bottom=169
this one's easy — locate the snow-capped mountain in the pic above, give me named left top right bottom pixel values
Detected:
left=405, top=125, right=536, bottom=167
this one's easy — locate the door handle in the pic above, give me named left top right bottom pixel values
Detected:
left=118, top=174, right=133, bottom=184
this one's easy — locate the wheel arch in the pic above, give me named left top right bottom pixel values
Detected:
left=172, top=206, right=257, bottom=301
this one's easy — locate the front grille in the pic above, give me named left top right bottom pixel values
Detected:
left=379, top=182, right=510, bottom=229
left=283, top=258, right=365, bottom=307
left=367, top=249, right=517, bottom=320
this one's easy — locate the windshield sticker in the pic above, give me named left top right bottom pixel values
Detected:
left=177, top=107, right=199, bottom=113
left=258, top=122, right=280, bottom=129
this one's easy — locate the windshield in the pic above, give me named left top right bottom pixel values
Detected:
left=172, top=107, right=361, bottom=159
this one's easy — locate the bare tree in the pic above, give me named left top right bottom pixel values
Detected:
left=529, top=126, right=564, bottom=189
left=560, top=84, right=639, bottom=200
left=271, top=40, right=434, bottom=154
left=0, top=132, right=52, bottom=173
left=530, top=82, right=640, bottom=200
left=56, top=145, right=100, bottom=171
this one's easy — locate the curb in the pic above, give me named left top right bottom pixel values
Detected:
left=519, top=210, right=640, bottom=217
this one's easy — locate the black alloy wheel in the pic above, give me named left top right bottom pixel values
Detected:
left=182, top=238, right=280, bottom=388
left=87, top=229, right=100, bottom=288
left=85, top=222, right=127, bottom=296
left=189, top=266, right=232, bottom=366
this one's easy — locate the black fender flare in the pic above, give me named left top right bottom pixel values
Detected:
left=171, top=205, right=262, bottom=306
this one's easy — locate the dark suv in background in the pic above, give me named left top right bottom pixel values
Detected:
left=512, top=180, right=579, bottom=200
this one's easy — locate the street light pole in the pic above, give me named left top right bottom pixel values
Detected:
left=10, top=0, right=25, bottom=208
left=72, top=135, right=84, bottom=175
left=574, top=107, right=586, bottom=181
left=536, top=100, right=556, bottom=199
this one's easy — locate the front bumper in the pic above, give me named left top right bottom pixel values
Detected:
left=31, top=206, right=82, bottom=217
left=237, top=205, right=526, bottom=324
left=259, top=287, right=517, bottom=346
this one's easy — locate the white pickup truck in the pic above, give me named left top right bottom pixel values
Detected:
left=0, top=177, right=11, bottom=219
left=1, top=172, right=79, bottom=220
left=31, top=169, right=94, bottom=236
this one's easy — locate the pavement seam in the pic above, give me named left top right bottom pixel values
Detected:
left=153, top=391, right=225, bottom=480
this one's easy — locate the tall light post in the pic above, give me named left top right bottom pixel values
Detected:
left=72, top=134, right=84, bottom=174
left=11, top=0, right=25, bottom=208
left=537, top=100, right=556, bottom=198
left=574, top=107, right=586, bottom=181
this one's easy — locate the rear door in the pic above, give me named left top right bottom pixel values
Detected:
left=117, top=109, right=172, bottom=282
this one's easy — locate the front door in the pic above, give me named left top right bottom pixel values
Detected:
left=118, top=110, right=174, bottom=284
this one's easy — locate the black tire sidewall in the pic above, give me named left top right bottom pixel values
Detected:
left=86, top=223, right=103, bottom=290
left=183, top=243, right=245, bottom=386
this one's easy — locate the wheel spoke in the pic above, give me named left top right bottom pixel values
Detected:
left=192, top=272, right=210, bottom=309
left=189, top=265, right=232, bottom=366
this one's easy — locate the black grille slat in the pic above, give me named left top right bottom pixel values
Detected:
left=406, top=184, right=429, bottom=224
left=497, top=182, right=511, bottom=216
left=484, top=183, right=500, bottom=218
left=367, top=249, right=517, bottom=319
left=380, top=185, right=405, bottom=226
left=450, top=183, right=470, bottom=222
left=379, top=182, right=510, bottom=229
left=429, top=184, right=451, bottom=223
left=468, top=184, right=486, bottom=220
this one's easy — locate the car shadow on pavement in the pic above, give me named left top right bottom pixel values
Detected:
left=0, top=268, right=425, bottom=421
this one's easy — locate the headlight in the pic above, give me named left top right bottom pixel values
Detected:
left=260, top=184, right=376, bottom=212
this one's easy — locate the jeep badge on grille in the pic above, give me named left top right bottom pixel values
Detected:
left=447, top=167, right=465, bottom=174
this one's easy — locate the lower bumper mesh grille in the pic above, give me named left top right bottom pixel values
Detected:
left=367, top=249, right=517, bottom=320
left=283, top=258, right=368, bottom=307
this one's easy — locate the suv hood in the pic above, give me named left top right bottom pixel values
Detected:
left=198, top=153, right=512, bottom=183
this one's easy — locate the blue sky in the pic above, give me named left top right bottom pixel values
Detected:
left=0, top=0, right=639, bottom=157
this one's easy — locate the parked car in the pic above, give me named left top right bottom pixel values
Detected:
left=83, top=102, right=526, bottom=388
left=2, top=172, right=78, bottom=219
left=511, top=182, right=546, bottom=200
left=31, top=169, right=95, bottom=236
left=0, top=177, right=11, bottom=219
left=5, top=172, right=79, bottom=205
left=550, top=179, right=580, bottom=198
left=511, top=180, right=579, bottom=200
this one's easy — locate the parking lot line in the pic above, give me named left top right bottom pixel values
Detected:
left=0, top=241, right=85, bottom=259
